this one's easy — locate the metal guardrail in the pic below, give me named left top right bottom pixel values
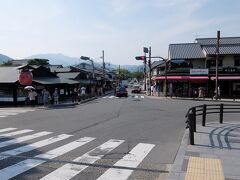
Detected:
left=185, top=103, right=240, bottom=145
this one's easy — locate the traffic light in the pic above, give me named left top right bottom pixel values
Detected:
left=135, top=56, right=146, bottom=61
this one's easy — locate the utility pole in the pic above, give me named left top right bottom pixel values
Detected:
left=102, top=50, right=105, bottom=91
left=215, top=31, right=220, bottom=100
left=143, top=47, right=148, bottom=91
left=118, top=65, right=121, bottom=85
left=148, top=46, right=152, bottom=95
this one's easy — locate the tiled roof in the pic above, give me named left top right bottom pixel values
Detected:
left=196, top=37, right=240, bottom=46
left=169, top=43, right=205, bottom=60
left=151, top=61, right=165, bottom=69
left=57, top=72, right=80, bottom=79
left=49, top=66, right=71, bottom=73
left=0, top=67, right=19, bottom=83
left=203, top=45, right=240, bottom=55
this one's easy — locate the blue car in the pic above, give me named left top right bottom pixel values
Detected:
left=115, top=86, right=128, bottom=97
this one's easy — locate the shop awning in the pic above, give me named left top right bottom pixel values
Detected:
left=211, top=76, right=240, bottom=80
left=153, top=76, right=208, bottom=80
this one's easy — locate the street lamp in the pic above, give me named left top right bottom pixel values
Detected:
left=80, top=56, right=95, bottom=80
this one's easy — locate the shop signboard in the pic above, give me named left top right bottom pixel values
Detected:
left=190, top=69, right=209, bottom=75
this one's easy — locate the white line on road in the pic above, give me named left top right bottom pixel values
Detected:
left=97, top=143, right=155, bottom=180
left=0, top=131, right=53, bottom=148
left=109, top=96, right=114, bottom=99
left=0, top=129, right=34, bottom=137
left=134, top=95, right=138, bottom=98
left=140, top=96, right=144, bottom=98
left=0, top=127, right=17, bottom=133
left=40, top=139, right=124, bottom=180
left=0, top=134, right=72, bottom=161
left=0, top=137, right=95, bottom=179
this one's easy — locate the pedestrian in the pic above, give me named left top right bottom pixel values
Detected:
left=218, top=86, right=221, bottom=99
left=52, top=88, right=59, bottom=105
left=169, top=83, right=173, bottom=98
left=28, top=89, right=37, bottom=106
left=198, top=87, right=203, bottom=98
left=81, top=86, right=86, bottom=96
left=42, top=88, right=50, bottom=106
left=150, top=85, right=154, bottom=96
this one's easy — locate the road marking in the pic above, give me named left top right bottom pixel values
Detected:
left=185, top=156, right=224, bottom=180
left=97, top=143, right=155, bottom=180
left=0, top=116, right=6, bottom=118
left=0, top=137, right=95, bottom=179
left=134, top=95, right=138, bottom=98
left=0, top=131, right=53, bottom=148
left=140, top=96, right=144, bottom=98
left=40, top=139, right=124, bottom=180
left=109, top=96, right=114, bottom=98
left=0, top=127, right=17, bottom=133
left=0, top=129, right=34, bottom=137
left=0, top=134, right=72, bottom=161
left=103, top=97, right=107, bottom=99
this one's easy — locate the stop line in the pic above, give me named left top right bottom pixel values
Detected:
left=0, top=127, right=155, bottom=180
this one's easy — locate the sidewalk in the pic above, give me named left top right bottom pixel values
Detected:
left=47, top=90, right=114, bottom=108
left=168, top=122, right=240, bottom=180
left=146, top=94, right=240, bottom=103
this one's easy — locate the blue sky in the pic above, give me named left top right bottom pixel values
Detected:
left=0, top=0, right=240, bottom=65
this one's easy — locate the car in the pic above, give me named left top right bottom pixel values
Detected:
left=115, top=86, right=128, bottom=97
left=132, top=85, right=141, bottom=93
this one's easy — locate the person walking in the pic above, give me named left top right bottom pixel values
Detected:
left=42, top=88, right=50, bottom=106
left=52, top=88, right=59, bottom=105
left=28, top=90, right=37, bottom=106
left=169, top=83, right=173, bottom=98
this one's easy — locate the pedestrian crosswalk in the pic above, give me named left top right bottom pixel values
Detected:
left=103, top=95, right=145, bottom=99
left=0, top=127, right=155, bottom=180
left=0, top=108, right=35, bottom=119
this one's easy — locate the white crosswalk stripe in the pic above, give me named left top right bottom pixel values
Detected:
left=0, top=128, right=155, bottom=179
left=0, top=137, right=95, bottom=179
left=40, top=139, right=124, bottom=180
left=97, top=143, right=155, bottom=180
left=0, top=127, right=17, bottom=133
left=0, top=108, right=35, bottom=118
left=103, top=95, right=144, bottom=99
left=0, top=129, right=34, bottom=137
left=0, top=131, right=52, bottom=148
left=0, top=134, right=72, bottom=161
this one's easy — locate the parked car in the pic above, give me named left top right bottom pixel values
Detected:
left=115, top=86, right=128, bottom=97
left=132, top=85, right=141, bottom=93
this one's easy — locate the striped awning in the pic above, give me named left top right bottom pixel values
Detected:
left=211, top=76, right=240, bottom=80
left=153, top=76, right=208, bottom=80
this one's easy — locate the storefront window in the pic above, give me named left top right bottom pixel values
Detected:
left=0, top=88, right=13, bottom=102
left=206, top=59, right=222, bottom=67
left=234, top=57, right=240, bottom=66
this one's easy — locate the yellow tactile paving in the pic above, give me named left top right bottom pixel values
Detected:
left=185, top=156, right=224, bottom=180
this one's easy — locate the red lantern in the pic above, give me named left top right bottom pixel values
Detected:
left=19, top=69, right=33, bottom=85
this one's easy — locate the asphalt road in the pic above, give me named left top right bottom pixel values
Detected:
left=0, top=93, right=225, bottom=180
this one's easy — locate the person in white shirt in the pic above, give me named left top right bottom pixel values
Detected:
left=28, top=90, right=37, bottom=106
left=81, top=86, right=86, bottom=95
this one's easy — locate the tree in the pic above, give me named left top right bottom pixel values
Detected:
left=118, top=68, right=131, bottom=80
left=1, top=60, right=13, bottom=66
left=28, top=59, right=49, bottom=66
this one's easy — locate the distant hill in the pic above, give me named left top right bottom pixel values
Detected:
left=0, top=54, right=12, bottom=64
left=26, top=53, right=143, bottom=72
left=26, top=53, right=80, bottom=66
